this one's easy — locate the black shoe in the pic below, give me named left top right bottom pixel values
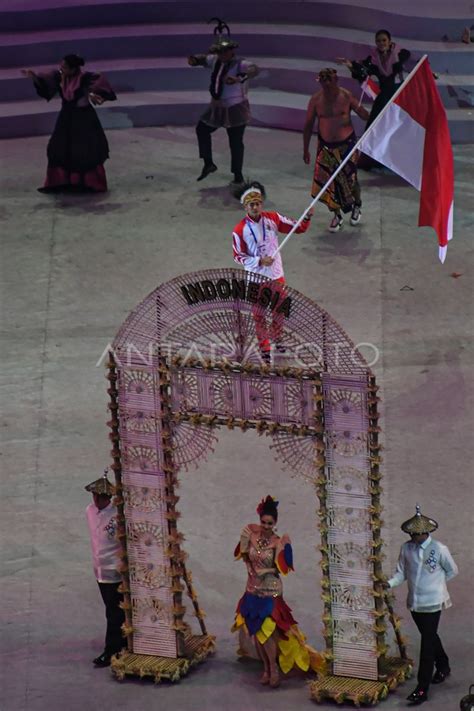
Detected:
left=233, top=173, right=244, bottom=184
left=93, top=652, right=112, bottom=667
left=197, top=163, right=217, bottom=181
left=432, top=667, right=450, bottom=684
left=406, top=687, right=428, bottom=705
left=275, top=342, right=286, bottom=354
left=261, top=351, right=271, bottom=365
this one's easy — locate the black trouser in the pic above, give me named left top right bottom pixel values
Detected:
left=411, top=611, right=450, bottom=689
left=98, top=581, right=125, bottom=655
left=196, top=121, right=246, bottom=177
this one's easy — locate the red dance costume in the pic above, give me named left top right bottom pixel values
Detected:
left=232, top=524, right=323, bottom=674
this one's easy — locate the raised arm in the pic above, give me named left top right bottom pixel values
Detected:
left=188, top=53, right=209, bottom=67
left=349, top=92, right=370, bottom=121
left=275, top=210, right=313, bottom=234
left=21, top=68, right=59, bottom=101
left=392, top=48, right=411, bottom=75
left=335, top=57, right=353, bottom=71
left=303, top=95, right=318, bottom=164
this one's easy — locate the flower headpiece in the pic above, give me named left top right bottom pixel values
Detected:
left=256, top=495, right=279, bottom=517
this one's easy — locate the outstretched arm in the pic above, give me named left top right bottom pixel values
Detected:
left=188, top=54, right=209, bottom=67
left=21, top=69, right=59, bottom=101
left=21, top=69, right=37, bottom=80
left=335, top=57, right=353, bottom=71
left=275, top=210, right=313, bottom=234
left=303, top=95, right=318, bottom=164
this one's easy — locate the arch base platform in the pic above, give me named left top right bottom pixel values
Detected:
left=310, top=657, right=413, bottom=706
left=111, top=634, right=216, bottom=683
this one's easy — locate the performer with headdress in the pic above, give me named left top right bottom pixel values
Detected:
left=85, top=470, right=125, bottom=667
left=188, top=20, right=259, bottom=184
left=385, top=505, right=458, bottom=706
left=303, top=67, right=369, bottom=232
left=21, top=54, right=116, bottom=192
left=232, top=496, right=324, bottom=688
left=232, top=181, right=313, bottom=362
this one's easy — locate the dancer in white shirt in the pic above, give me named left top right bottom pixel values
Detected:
left=85, top=471, right=124, bottom=667
left=232, top=181, right=313, bottom=362
left=386, top=505, right=458, bottom=706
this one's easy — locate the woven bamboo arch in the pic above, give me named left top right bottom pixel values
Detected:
left=107, top=269, right=410, bottom=704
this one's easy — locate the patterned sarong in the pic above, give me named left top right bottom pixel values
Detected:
left=312, top=132, right=360, bottom=213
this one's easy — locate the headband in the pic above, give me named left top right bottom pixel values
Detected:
left=241, top=188, right=263, bottom=206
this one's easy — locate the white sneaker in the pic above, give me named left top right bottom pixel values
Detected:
left=350, top=204, right=362, bottom=225
left=329, top=214, right=344, bottom=232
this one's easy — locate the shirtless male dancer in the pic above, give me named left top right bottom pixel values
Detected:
left=303, top=68, right=369, bottom=232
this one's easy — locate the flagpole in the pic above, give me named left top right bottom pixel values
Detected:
left=274, top=54, right=428, bottom=256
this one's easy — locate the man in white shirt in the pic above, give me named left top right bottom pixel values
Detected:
left=386, top=505, right=458, bottom=706
left=232, top=181, right=313, bottom=363
left=85, top=472, right=124, bottom=667
left=188, top=34, right=259, bottom=184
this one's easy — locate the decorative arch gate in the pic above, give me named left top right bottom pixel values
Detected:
left=107, top=268, right=410, bottom=705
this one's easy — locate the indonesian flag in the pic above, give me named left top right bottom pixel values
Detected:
left=361, top=77, right=380, bottom=101
left=359, top=58, right=454, bottom=262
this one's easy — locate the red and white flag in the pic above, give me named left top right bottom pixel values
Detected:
left=361, top=77, right=380, bottom=101
left=359, top=58, right=454, bottom=262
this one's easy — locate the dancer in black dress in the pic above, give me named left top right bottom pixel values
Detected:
left=22, top=54, right=116, bottom=192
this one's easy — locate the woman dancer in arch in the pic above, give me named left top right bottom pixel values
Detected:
left=232, top=496, right=323, bottom=688
left=21, top=54, right=116, bottom=192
